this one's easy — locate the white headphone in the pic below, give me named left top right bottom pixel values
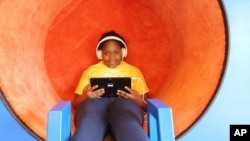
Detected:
left=96, top=36, right=127, bottom=60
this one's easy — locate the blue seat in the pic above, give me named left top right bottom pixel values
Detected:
left=47, top=98, right=175, bottom=141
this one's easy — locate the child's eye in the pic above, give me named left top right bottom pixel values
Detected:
left=103, top=52, right=110, bottom=55
left=114, top=51, right=120, bottom=55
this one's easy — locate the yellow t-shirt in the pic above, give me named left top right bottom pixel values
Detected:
left=75, top=61, right=149, bottom=95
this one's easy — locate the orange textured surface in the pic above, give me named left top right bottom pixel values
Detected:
left=0, top=0, right=226, bottom=140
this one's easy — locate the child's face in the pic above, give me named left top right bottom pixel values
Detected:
left=101, top=40, right=123, bottom=68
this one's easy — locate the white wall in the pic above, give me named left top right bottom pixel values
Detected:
left=179, top=0, right=250, bottom=140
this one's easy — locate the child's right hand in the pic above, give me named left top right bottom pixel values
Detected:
left=85, top=85, right=105, bottom=98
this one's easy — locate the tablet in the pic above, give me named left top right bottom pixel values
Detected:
left=90, top=77, right=131, bottom=97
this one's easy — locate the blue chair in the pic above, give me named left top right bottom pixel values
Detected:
left=47, top=98, right=175, bottom=141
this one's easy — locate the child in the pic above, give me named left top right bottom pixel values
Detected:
left=71, top=30, right=150, bottom=141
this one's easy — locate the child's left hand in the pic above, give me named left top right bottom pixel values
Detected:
left=117, top=86, right=143, bottom=104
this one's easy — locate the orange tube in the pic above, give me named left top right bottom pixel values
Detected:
left=0, top=0, right=226, bottom=140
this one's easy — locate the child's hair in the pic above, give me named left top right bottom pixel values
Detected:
left=96, top=30, right=128, bottom=60
left=97, top=30, right=126, bottom=50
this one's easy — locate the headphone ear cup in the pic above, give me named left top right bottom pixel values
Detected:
left=97, top=50, right=102, bottom=60
left=122, top=48, right=127, bottom=58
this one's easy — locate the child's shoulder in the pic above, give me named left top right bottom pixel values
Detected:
left=85, top=61, right=104, bottom=70
left=121, top=61, right=141, bottom=72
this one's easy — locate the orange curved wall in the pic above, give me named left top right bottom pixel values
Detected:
left=0, top=0, right=226, bottom=140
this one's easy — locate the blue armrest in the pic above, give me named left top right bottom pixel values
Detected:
left=47, top=99, right=174, bottom=141
left=47, top=101, right=71, bottom=141
left=147, top=98, right=175, bottom=141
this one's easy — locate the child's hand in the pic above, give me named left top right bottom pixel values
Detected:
left=117, top=86, right=142, bottom=103
left=85, top=85, right=105, bottom=98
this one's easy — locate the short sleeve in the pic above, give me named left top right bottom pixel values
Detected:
left=74, top=71, right=89, bottom=95
left=132, top=69, right=150, bottom=95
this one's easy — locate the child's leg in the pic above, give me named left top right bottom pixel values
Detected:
left=108, top=98, right=149, bottom=141
left=71, top=98, right=109, bottom=141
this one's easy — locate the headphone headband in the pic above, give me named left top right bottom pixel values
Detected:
left=96, top=36, right=127, bottom=50
left=96, top=35, right=128, bottom=60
